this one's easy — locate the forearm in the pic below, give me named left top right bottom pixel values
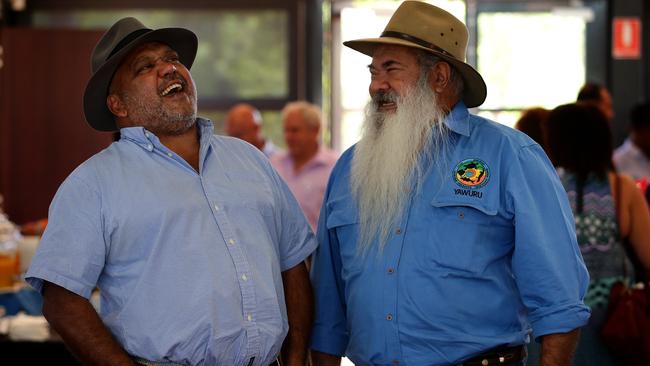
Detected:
left=42, top=282, right=135, bottom=366
left=281, top=262, right=313, bottom=366
left=539, top=329, right=580, bottom=366
left=310, top=350, right=341, bottom=366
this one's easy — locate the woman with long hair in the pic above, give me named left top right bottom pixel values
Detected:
left=545, top=102, right=650, bottom=365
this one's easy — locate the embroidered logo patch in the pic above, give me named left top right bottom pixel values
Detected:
left=454, top=158, right=490, bottom=189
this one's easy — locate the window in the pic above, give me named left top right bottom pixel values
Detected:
left=30, top=3, right=301, bottom=141
left=476, top=9, right=589, bottom=127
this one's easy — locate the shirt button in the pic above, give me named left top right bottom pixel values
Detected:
left=241, top=274, right=248, bottom=281
left=392, top=360, right=400, bottom=365
left=214, top=204, right=220, bottom=211
left=228, top=239, right=235, bottom=245
left=147, top=144, right=153, bottom=150
left=247, top=314, right=253, bottom=321
left=387, top=268, right=395, bottom=274
left=458, top=211, right=465, bottom=219
left=167, top=152, right=173, bottom=157
left=395, top=228, right=402, bottom=234
left=386, top=313, right=393, bottom=321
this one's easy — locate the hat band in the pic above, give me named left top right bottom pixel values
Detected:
left=381, top=31, right=456, bottom=60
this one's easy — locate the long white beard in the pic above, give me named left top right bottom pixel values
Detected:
left=351, top=75, right=449, bottom=255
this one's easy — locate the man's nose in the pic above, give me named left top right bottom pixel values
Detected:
left=369, top=77, right=390, bottom=95
left=158, top=61, right=177, bottom=77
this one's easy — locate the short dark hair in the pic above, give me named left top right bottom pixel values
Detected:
left=629, top=101, right=650, bottom=130
left=577, top=82, right=605, bottom=102
left=545, top=102, right=613, bottom=180
left=514, top=107, right=549, bottom=149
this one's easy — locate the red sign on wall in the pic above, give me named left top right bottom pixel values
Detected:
left=612, top=17, right=641, bottom=59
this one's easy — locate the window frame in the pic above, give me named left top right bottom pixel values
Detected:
left=467, top=0, right=608, bottom=120
left=25, top=0, right=311, bottom=112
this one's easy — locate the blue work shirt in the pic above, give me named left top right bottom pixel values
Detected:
left=26, top=119, right=317, bottom=366
left=310, top=103, right=590, bottom=366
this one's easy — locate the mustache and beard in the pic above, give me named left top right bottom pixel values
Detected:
left=351, top=72, right=450, bottom=255
left=120, top=73, right=198, bottom=136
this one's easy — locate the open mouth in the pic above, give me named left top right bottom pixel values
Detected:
left=377, top=101, right=397, bottom=112
left=378, top=101, right=396, bottom=110
left=160, top=83, right=183, bottom=97
left=373, top=91, right=398, bottom=112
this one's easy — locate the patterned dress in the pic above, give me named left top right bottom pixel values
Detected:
left=560, top=169, right=629, bottom=365
left=528, top=170, right=629, bottom=365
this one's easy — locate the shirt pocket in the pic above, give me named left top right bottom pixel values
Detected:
left=325, top=196, right=364, bottom=273
left=428, top=198, right=513, bottom=275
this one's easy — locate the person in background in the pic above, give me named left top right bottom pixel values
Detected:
left=226, top=103, right=280, bottom=157
left=270, top=102, right=338, bottom=232
left=310, top=2, right=590, bottom=366
left=514, top=107, right=549, bottom=153
left=25, top=17, right=315, bottom=366
left=577, top=82, right=614, bottom=122
left=613, top=101, right=650, bottom=180
left=543, top=102, right=650, bottom=366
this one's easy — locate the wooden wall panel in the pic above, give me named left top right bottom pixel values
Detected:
left=0, top=28, right=112, bottom=224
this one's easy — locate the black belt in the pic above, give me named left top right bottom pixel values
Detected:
left=461, top=346, right=525, bottom=366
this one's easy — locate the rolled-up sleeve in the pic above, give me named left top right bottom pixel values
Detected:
left=507, top=144, right=591, bottom=339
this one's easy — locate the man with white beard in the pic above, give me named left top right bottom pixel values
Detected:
left=310, top=2, right=590, bottom=366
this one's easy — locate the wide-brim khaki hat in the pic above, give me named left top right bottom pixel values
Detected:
left=83, top=17, right=198, bottom=131
left=344, top=1, right=487, bottom=108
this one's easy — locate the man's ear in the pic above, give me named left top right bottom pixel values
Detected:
left=428, top=61, right=452, bottom=93
left=107, top=94, right=128, bottom=118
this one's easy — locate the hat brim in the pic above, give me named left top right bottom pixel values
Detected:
left=344, top=37, right=487, bottom=108
left=83, top=28, right=198, bottom=132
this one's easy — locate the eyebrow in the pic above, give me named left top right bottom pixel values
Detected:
left=130, top=49, right=178, bottom=71
left=368, top=60, right=403, bottom=71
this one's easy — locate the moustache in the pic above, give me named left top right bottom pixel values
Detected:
left=371, top=91, right=399, bottom=108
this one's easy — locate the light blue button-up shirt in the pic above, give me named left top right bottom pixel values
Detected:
left=310, top=103, right=590, bottom=366
left=26, top=119, right=317, bottom=366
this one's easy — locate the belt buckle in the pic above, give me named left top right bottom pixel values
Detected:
left=479, top=356, right=507, bottom=365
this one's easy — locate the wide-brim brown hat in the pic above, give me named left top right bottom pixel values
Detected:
left=344, top=1, right=486, bottom=108
left=83, top=17, right=198, bottom=131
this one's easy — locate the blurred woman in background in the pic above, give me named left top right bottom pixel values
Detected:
left=514, top=107, right=549, bottom=152
left=544, top=102, right=650, bottom=365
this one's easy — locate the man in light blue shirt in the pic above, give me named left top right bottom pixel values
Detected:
left=26, top=18, right=316, bottom=366
left=310, top=2, right=590, bottom=366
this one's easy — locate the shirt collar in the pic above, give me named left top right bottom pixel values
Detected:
left=310, top=146, right=331, bottom=166
left=281, top=146, right=328, bottom=167
left=197, top=118, right=215, bottom=148
left=119, top=118, right=214, bottom=151
left=443, top=101, right=471, bottom=137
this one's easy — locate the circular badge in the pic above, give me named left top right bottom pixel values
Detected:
left=454, top=158, right=490, bottom=189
